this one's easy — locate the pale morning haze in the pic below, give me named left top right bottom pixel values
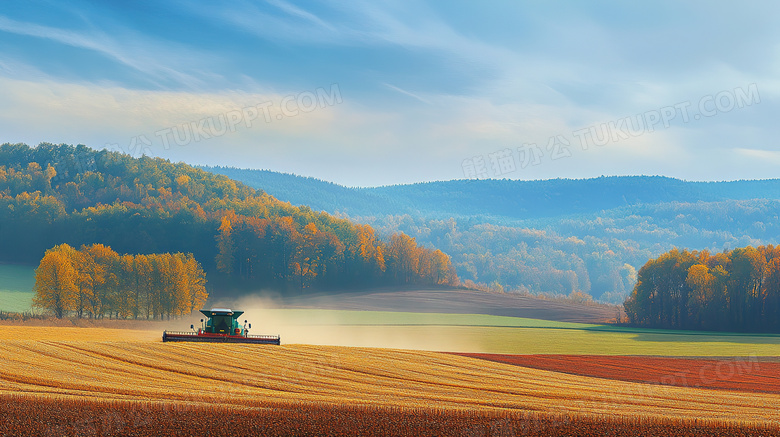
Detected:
left=0, top=1, right=777, bottom=186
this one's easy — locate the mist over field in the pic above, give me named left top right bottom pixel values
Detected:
left=206, top=293, right=483, bottom=352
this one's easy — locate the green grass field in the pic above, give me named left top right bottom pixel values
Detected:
left=0, top=264, right=35, bottom=313
left=248, top=308, right=780, bottom=356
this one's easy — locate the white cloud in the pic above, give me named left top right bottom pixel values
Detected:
left=0, top=77, right=336, bottom=146
left=734, top=148, right=780, bottom=165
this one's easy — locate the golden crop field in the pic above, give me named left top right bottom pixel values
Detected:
left=2, top=326, right=780, bottom=436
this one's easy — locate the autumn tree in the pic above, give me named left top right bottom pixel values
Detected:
left=626, top=245, right=780, bottom=333
left=183, top=253, right=208, bottom=312
left=32, top=244, right=79, bottom=318
left=387, top=233, right=419, bottom=284
left=82, top=244, right=119, bottom=318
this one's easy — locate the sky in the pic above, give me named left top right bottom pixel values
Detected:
left=0, top=1, right=778, bottom=187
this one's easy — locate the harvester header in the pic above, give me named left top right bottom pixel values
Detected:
left=163, top=308, right=280, bottom=345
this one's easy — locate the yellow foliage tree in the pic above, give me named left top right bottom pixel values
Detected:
left=387, top=233, right=420, bottom=284
left=33, top=245, right=79, bottom=318
left=183, top=253, right=208, bottom=312
left=33, top=244, right=208, bottom=320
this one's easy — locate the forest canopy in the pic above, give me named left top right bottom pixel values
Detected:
left=0, top=143, right=458, bottom=294
left=624, top=245, right=780, bottom=333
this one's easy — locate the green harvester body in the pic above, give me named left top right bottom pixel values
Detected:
left=162, top=308, right=280, bottom=344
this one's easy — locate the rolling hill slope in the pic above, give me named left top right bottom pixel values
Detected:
left=205, top=167, right=780, bottom=303
left=0, top=143, right=457, bottom=300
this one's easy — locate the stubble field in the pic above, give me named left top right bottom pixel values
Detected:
left=1, top=322, right=779, bottom=436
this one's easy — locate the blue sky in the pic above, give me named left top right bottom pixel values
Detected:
left=0, top=1, right=778, bottom=186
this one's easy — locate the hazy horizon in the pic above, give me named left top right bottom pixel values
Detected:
left=200, top=164, right=780, bottom=189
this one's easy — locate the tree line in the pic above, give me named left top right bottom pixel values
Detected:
left=624, top=245, right=780, bottom=332
left=33, top=243, right=208, bottom=319
left=0, top=143, right=458, bottom=293
left=215, top=214, right=456, bottom=289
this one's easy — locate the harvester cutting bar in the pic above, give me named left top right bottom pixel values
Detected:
left=162, top=331, right=281, bottom=345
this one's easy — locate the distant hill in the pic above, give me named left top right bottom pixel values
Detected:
left=204, top=166, right=780, bottom=304
left=199, top=167, right=403, bottom=217
left=201, top=167, right=780, bottom=221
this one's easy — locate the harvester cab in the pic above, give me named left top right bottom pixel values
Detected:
left=162, top=308, right=280, bottom=344
left=199, top=308, right=249, bottom=335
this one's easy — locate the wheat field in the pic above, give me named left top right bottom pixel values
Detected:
left=1, top=326, right=779, bottom=428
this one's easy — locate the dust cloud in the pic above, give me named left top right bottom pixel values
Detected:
left=199, top=291, right=487, bottom=353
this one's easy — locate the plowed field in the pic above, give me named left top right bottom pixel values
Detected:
left=457, top=354, right=780, bottom=394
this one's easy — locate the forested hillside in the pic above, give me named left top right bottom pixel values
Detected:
left=206, top=167, right=780, bottom=303
left=0, top=143, right=457, bottom=295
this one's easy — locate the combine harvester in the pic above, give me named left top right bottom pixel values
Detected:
left=163, top=308, right=280, bottom=345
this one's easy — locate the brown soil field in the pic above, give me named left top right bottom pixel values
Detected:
left=278, top=288, right=620, bottom=323
left=456, top=354, right=780, bottom=395
left=3, top=395, right=778, bottom=437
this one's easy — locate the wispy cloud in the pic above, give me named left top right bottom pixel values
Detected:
left=0, top=14, right=216, bottom=89
left=201, top=0, right=346, bottom=45
left=382, top=83, right=431, bottom=105
left=266, top=0, right=337, bottom=32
